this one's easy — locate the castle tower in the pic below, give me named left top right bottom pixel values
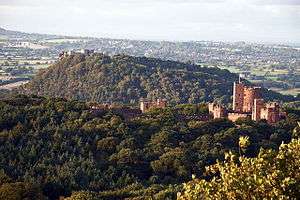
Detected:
left=260, top=102, right=280, bottom=124
left=140, top=99, right=151, bottom=113
left=208, top=103, right=227, bottom=119
left=252, top=98, right=264, bottom=121
left=233, top=82, right=244, bottom=112
left=208, top=103, right=215, bottom=114
left=156, top=99, right=167, bottom=108
left=243, top=87, right=261, bottom=113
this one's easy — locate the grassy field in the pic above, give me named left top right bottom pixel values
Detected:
left=44, top=38, right=90, bottom=43
left=218, top=65, right=241, bottom=73
left=33, top=64, right=51, bottom=69
left=218, top=65, right=300, bottom=97
left=0, top=80, right=29, bottom=90
left=270, top=88, right=300, bottom=96
left=0, top=58, right=55, bottom=68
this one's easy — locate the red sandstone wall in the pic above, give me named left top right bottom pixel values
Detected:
left=233, top=82, right=244, bottom=112
left=260, top=103, right=280, bottom=124
left=228, top=113, right=250, bottom=122
left=209, top=103, right=227, bottom=119
left=252, top=99, right=264, bottom=121
left=243, top=87, right=261, bottom=113
left=140, top=99, right=167, bottom=113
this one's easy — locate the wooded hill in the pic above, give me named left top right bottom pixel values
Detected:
left=23, top=53, right=296, bottom=104
left=0, top=95, right=299, bottom=199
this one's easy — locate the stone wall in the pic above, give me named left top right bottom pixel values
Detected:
left=208, top=103, right=227, bottom=119
left=252, top=98, right=264, bottom=121
left=260, top=102, right=280, bottom=124
left=228, top=112, right=251, bottom=122
left=243, top=87, right=261, bottom=112
left=140, top=99, right=167, bottom=113
left=233, top=82, right=245, bottom=112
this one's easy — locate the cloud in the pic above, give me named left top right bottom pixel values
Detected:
left=1, top=0, right=299, bottom=6
left=253, top=0, right=300, bottom=5
left=0, top=0, right=299, bottom=43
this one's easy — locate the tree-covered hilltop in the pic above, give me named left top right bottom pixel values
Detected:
left=23, top=53, right=295, bottom=104
left=0, top=95, right=299, bottom=200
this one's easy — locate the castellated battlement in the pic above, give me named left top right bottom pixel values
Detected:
left=140, top=98, right=167, bottom=113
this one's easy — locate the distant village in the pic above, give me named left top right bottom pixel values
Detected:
left=2, top=27, right=300, bottom=96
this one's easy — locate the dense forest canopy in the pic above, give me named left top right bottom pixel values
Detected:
left=0, top=95, right=299, bottom=199
left=22, top=53, right=296, bottom=105
left=178, top=138, right=300, bottom=200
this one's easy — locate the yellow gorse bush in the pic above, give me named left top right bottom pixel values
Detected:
left=239, top=136, right=250, bottom=150
left=178, top=139, right=300, bottom=200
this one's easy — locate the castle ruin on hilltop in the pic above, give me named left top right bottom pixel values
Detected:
left=209, top=80, right=285, bottom=124
left=59, top=49, right=95, bottom=59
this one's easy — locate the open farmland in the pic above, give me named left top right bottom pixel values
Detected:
left=0, top=27, right=299, bottom=97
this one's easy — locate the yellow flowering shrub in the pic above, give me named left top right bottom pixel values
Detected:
left=178, top=139, right=300, bottom=200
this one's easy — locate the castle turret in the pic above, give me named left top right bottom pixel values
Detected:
left=140, top=99, right=151, bottom=113
left=208, top=102, right=227, bottom=119
left=260, top=102, right=280, bottom=124
left=233, top=82, right=244, bottom=112
left=232, top=81, right=261, bottom=113
left=252, top=98, right=264, bottom=121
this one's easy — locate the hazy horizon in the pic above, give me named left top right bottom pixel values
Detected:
left=0, top=0, right=299, bottom=44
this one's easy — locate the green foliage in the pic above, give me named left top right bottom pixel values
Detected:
left=0, top=170, right=45, bottom=200
left=65, top=184, right=181, bottom=200
left=179, top=139, right=300, bottom=200
left=0, top=95, right=298, bottom=199
left=0, top=182, right=46, bottom=200
left=23, top=54, right=292, bottom=104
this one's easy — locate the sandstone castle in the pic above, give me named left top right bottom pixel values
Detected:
left=140, top=98, right=167, bottom=113
left=209, top=80, right=285, bottom=124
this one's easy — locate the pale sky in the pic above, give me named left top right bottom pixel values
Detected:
left=0, top=0, right=299, bottom=43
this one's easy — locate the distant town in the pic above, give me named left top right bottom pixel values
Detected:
left=0, top=27, right=299, bottom=97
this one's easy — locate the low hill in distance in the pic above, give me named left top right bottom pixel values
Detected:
left=23, top=53, right=296, bottom=105
left=0, top=27, right=79, bottom=41
left=2, top=27, right=299, bottom=97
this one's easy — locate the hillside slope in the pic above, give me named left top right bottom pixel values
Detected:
left=24, top=53, right=295, bottom=104
left=0, top=27, right=66, bottom=40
